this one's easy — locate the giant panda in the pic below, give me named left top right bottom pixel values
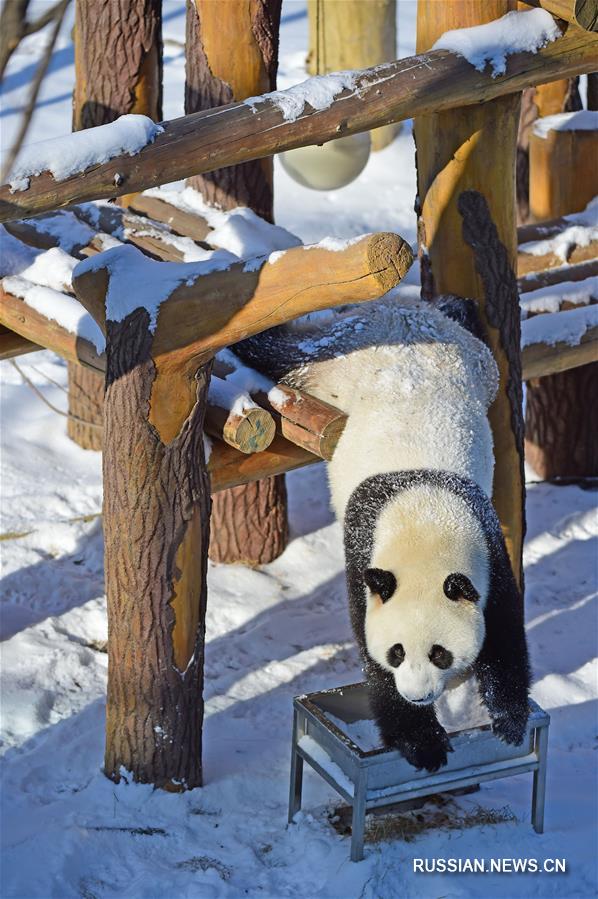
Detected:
left=235, top=295, right=530, bottom=772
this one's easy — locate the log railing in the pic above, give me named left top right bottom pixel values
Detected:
left=0, top=13, right=596, bottom=222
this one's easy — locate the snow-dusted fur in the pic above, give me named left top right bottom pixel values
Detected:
left=236, top=297, right=498, bottom=517
left=235, top=297, right=530, bottom=771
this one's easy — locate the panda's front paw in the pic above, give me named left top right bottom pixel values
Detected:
left=491, top=708, right=529, bottom=746
left=390, top=730, right=452, bottom=773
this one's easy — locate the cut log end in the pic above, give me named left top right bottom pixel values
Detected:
left=367, top=232, right=414, bottom=292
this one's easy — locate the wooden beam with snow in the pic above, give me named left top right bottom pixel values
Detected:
left=518, top=259, right=598, bottom=293
left=1, top=19, right=596, bottom=222
left=207, top=435, right=318, bottom=493
left=522, top=318, right=598, bottom=378
left=519, top=0, right=598, bottom=31
left=72, top=233, right=413, bottom=361
left=256, top=384, right=347, bottom=461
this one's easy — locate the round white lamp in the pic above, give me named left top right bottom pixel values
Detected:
left=279, top=131, right=371, bottom=191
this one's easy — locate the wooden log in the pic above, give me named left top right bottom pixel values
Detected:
left=67, top=0, right=163, bottom=455
left=0, top=285, right=105, bottom=372
left=257, top=384, right=347, bottom=461
left=518, top=235, right=598, bottom=274
left=205, top=376, right=276, bottom=454
left=522, top=322, right=598, bottom=377
left=2, top=19, right=597, bottom=222
left=415, top=1, right=526, bottom=587
left=185, top=0, right=287, bottom=567
left=0, top=326, right=41, bottom=359
left=529, top=114, right=598, bottom=220
left=207, top=434, right=318, bottom=492
left=307, top=0, right=399, bottom=151
left=128, top=193, right=210, bottom=243
left=72, top=232, right=414, bottom=366
left=518, top=258, right=598, bottom=292
left=518, top=0, right=598, bottom=30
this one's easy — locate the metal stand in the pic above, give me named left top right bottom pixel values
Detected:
left=288, top=684, right=550, bottom=862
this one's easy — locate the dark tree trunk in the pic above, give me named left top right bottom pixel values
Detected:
left=103, top=309, right=211, bottom=788
left=185, top=0, right=280, bottom=221
left=525, top=365, right=598, bottom=480
left=68, top=0, right=162, bottom=450
left=185, top=0, right=288, bottom=565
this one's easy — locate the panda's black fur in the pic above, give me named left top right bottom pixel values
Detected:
left=344, top=470, right=530, bottom=772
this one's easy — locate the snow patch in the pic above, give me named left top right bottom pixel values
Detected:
left=19, top=247, right=77, bottom=293
left=520, top=224, right=598, bottom=263
left=5, top=115, right=163, bottom=192
left=304, top=234, right=368, bottom=252
left=244, top=71, right=360, bottom=122
left=520, top=277, right=597, bottom=316
left=73, top=244, right=236, bottom=331
left=521, top=303, right=598, bottom=347
left=2, top=276, right=105, bottom=353
left=433, top=8, right=560, bottom=77
left=533, top=109, right=598, bottom=139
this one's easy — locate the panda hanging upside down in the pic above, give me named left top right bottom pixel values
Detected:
left=235, top=294, right=531, bottom=773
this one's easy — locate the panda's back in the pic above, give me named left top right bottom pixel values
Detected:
left=234, top=297, right=499, bottom=516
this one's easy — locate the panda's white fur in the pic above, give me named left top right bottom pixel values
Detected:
left=235, top=296, right=529, bottom=767
left=270, top=298, right=498, bottom=519
left=367, top=486, right=489, bottom=704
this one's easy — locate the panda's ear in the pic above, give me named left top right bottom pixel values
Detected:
left=364, top=568, right=397, bottom=603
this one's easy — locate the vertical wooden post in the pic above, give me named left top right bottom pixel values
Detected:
left=67, top=0, right=162, bottom=451
left=525, top=113, right=598, bottom=478
left=307, top=0, right=398, bottom=151
left=102, top=314, right=210, bottom=789
left=414, top=1, right=525, bottom=586
left=185, top=0, right=289, bottom=566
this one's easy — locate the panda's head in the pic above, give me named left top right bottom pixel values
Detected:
left=362, top=485, right=489, bottom=706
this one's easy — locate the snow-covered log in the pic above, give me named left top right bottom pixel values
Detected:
left=71, top=234, right=413, bottom=369
left=1, top=12, right=597, bottom=222
left=206, top=376, right=276, bottom=455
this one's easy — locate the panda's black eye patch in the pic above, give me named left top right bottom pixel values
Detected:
left=443, top=573, right=479, bottom=603
left=364, top=568, right=397, bottom=602
left=429, top=644, right=453, bottom=670
left=387, top=643, right=405, bottom=668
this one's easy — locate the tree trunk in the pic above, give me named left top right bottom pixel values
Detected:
left=307, top=0, right=398, bottom=151
left=185, top=0, right=288, bottom=565
left=414, top=0, right=525, bottom=588
left=103, top=309, right=211, bottom=788
left=524, top=97, right=598, bottom=478
left=67, top=0, right=162, bottom=450
left=185, top=0, right=280, bottom=221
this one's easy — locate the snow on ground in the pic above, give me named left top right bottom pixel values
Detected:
left=1, top=2, right=597, bottom=898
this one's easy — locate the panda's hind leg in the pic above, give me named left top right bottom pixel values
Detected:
left=368, top=667, right=452, bottom=772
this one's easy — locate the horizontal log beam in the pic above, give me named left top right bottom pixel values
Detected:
left=128, top=194, right=210, bottom=243
left=1, top=21, right=596, bottom=222
left=207, top=434, right=318, bottom=492
left=522, top=322, right=598, bottom=378
left=72, top=233, right=413, bottom=366
left=256, top=384, right=347, bottom=460
left=518, top=258, right=598, bottom=291
left=0, top=326, right=41, bottom=359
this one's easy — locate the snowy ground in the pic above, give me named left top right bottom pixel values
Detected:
left=1, top=2, right=597, bottom=898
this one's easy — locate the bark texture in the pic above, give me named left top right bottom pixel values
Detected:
left=185, top=0, right=288, bottom=565
left=525, top=365, right=598, bottom=479
left=103, top=309, right=210, bottom=788
left=185, top=0, right=280, bottom=221
left=207, top=477, right=288, bottom=566
left=67, top=0, right=162, bottom=451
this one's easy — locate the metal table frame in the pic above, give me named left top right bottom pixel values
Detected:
left=288, top=683, right=550, bottom=862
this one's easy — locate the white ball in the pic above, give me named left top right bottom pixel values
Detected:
left=279, top=132, right=371, bottom=191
